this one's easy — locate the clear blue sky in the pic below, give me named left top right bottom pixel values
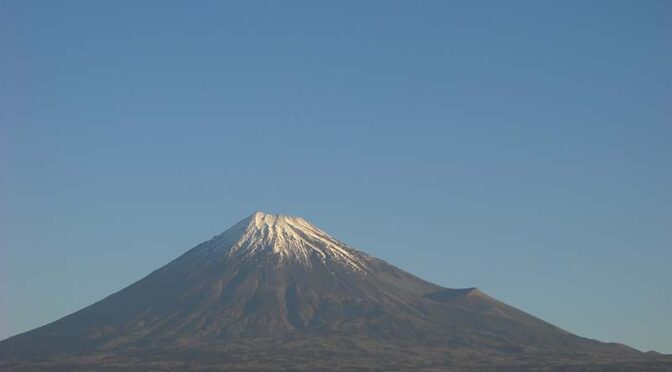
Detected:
left=1, top=0, right=670, bottom=353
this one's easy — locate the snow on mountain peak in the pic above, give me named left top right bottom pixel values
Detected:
left=205, top=211, right=370, bottom=272
left=249, top=211, right=309, bottom=231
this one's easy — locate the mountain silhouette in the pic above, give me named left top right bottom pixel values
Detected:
left=1, top=212, right=669, bottom=371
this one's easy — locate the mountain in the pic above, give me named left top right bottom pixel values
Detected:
left=1, top=211, right=670, bottom=371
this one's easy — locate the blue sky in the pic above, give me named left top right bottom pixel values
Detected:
left=1, top=0, right=670, bottom=353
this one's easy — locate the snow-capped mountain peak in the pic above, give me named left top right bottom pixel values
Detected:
left=1, top=211, right=648, bottom=371
left=206, top=211, right=369, bottom=272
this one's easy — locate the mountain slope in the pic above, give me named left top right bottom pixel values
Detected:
left=0, top=212, right=667, bottom=371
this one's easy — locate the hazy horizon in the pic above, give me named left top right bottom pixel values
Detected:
left=1, top=0, right=670, bottom=354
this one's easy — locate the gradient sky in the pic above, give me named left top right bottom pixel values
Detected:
left=1, top=0, right=670, bottom=353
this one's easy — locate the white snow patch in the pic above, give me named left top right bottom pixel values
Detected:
left=207, top=211, right=369, bottom=273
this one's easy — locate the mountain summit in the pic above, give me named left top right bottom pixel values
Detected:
left=193, top=211, right=370, bottom=271
left=1, top=212, right=668, bottom=371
